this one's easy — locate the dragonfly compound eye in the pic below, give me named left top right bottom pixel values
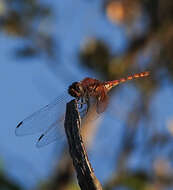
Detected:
left=68, top=82, right=84, bottom=98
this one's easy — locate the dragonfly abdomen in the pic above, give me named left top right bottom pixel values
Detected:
left=104, top=71, right=150, bottom=91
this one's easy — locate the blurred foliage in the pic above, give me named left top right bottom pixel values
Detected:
left=80, top=39, right=111, bottom=78
left=1, top=0, right=173, bottom=190
left=0, top=0, right=55, bottom=58
left=104, top=170, right=149, bottom=190
left=0, top=159, right=20, bottom=190
left=0, top=173, right=21, bottom=190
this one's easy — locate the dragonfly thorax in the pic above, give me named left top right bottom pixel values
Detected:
left=68, top=82, right=84, bottom=98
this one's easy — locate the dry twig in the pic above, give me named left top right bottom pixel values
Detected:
left=64, top=99, right=102, bottom=190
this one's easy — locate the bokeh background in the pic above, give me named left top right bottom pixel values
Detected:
left=0, top=0, right=173, bottom=190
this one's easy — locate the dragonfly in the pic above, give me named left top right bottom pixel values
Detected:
left=16, top=71, right=149, bottom=147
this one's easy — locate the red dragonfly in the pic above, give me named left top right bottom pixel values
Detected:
left=16, top=71, right=149, bottom=147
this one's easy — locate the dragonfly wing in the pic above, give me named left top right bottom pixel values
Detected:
left=79, top=99, right=101, bottom=123
left=15, top=91, right=71, bottom=136
left=36, top=103, right=87, bottom=148
left=36, top=100, right=101, bottom=148
left=96, top=93, right=109, bottom=114
left=36, top=118, right=65, bottom=148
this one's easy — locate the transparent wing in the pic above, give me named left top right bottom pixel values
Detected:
left=36, top=118, right=65, bottom=148
left=35, top=101, right=101, bottom=148
left=16, top=93, right=103, bottom=148
left=96, top=94, right=109, bottom=114
left=81, top=100, right=101, bottom=123
left=15, top=91, right=71, bottom=136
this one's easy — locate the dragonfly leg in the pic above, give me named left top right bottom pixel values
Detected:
left=77, top=97, right=85, bottom=109
left=84, top=95, right=90, bottom=113
left=77, top=96, right=90, bottom=116
left=79, top=98, right=83, bottom=109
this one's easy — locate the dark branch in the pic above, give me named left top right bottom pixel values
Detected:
left=64, top=99, right=102, bottom=190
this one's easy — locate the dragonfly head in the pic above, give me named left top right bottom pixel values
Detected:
left=68, top=82, right=84, bottom=98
